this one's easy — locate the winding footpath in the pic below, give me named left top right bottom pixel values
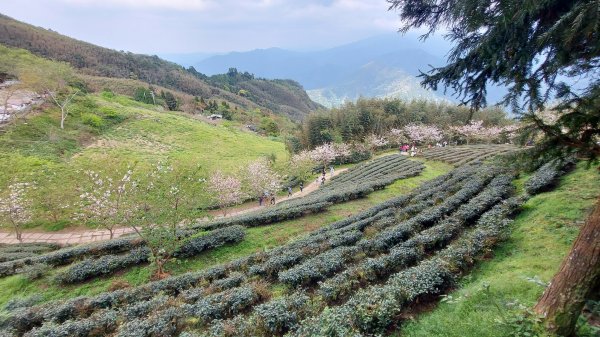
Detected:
left=0, top=168, right=348, bottom=245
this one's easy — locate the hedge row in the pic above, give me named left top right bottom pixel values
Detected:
left=0, top=243, right=60, bottom=254
left=524, top=157, right=576, bottom=195
left=1, top=163, right=511, bottom=337
left=0, top=238, right=143, bottom=278
left=194, top=176, right=519, bottom=337
left=55, top=226, right=246, bottom=284
left=289, top=198, right=522, bottom=336
left=422, top=144, right=519, bottom=166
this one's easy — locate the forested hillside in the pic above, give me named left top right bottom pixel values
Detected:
left=197, top=68, right=322, bottom=121
left=0, top=14, right=319, bottom=120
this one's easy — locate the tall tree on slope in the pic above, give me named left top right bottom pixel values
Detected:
left=387, top=0, right=599, bottom=335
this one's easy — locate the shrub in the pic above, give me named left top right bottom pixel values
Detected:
left=525, top=158, right=575, bottom=195
left=81, top=113, right=105, bottom=128
left=175, top=226, right=245, bottom=258
left=4, top=295, right=42, bottom=311
left=55, top=247, right=151, bottom=284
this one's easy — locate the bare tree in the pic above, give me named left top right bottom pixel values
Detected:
left=47, top=89, right=79, bottom=129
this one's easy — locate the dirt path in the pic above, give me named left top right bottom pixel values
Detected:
left=207, top=167, right=348, bottom=218
left=0, top=168, right=349, bottom=245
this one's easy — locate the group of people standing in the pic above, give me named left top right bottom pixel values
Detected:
left=258, top=181, right=306, bottom=207
left=258, top=192, right=276, bottom=207
left=399, top=144, right=420, bottom=157
left=400, top=141, right=449, bottom=157
left=317, top=166, right=334, bottom=186
left=258, top=165, right=334, bottom=208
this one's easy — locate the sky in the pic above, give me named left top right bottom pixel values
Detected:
left=0, top=0, right=408, bottom=54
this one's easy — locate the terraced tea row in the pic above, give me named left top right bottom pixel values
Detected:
left=1, top=163, right=521, bottom=337
left=196, top=154, right=424, bottom=231
left=421, top=144, right=520, bottom=166
left=0, top=155, right=423, bottom=283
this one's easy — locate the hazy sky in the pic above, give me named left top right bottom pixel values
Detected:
left=0, top=0, right=409, bottom=54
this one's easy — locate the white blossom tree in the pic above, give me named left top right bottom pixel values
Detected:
left=244, top=158, right=282, bottom=200
left=77, top=168, right=134, bottom=239
left=289, top=151, right=317, bottom=184
left=310, top=143, right=339, bottom=167
left=130, top=162, right=204, bottom=278
left=0, top=181, right=34, bottom=242
left=451, top=120, right=485, bottom=144
left=387, top=128, right=409, bottom=146
left=365, top=134, right=389, bottom=151
left=207, top=171, right=245, bottom=216
left=403, top=123, right=443, bottom=145
left=332, top=142, right=352, bottom=159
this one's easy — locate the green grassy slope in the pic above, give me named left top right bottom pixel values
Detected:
left=0, top=92, right=288, bottom=230
left=397, top=164, right=600, bottom=337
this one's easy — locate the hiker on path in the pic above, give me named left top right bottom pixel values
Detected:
left=299, top=181, right=304, bottom=192
left=270, top=195, right=275, bottom=205
left=287, top=186, right=293, bottom=197
left=258, top=195, right=263, bottom=206
left=330, top=166, right=334, bottom=178
left=264, top=191, right=270, bottom=206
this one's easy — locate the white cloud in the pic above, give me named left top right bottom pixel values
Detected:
left=59, top=0, right=216, bottom=11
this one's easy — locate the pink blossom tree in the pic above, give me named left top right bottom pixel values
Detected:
left=309, top=143, right=338, bottom=167
left=451, top=120, right=485, bottom=144
left=77, top=168, right=134, bottom=239
left=502, top=124, right=521, bottom=142
left=388, top=128, right=409, bottom=146
left=244, top=158, right=282, bottom=200
left=365, top=134, right=389, bottom=151
left=403, top=123, right=443, bottom=145
left=0, top=181, right=33, bottom=242
left=290, top=150, right=316, bottom=183
left=207, top=171, right=245, bottom=216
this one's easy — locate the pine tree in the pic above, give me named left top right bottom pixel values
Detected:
left=388, top=0, right=599, bottom=334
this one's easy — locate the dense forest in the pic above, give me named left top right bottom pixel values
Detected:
left=295, top=98, right=511, bottom=149
left=0, top=14, right=319, bottom=121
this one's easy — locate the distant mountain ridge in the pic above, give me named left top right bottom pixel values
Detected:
left=0, top=14, right=319, bottom=120
left=191, top=34, right=508, bottom=107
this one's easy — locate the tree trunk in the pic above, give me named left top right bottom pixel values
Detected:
left=534, top=196, right=600, bottom=336
left=60, top=106, right=65, bottom=129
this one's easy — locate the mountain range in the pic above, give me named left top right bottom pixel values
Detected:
left=183, top=34, right=451, bottom=107
left=175, top=33, right=507, bottom=108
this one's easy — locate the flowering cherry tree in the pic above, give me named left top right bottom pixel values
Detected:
left=332, top=142, right=352, bottom=158
left=365, top=134, right=389, bottom=151
left=207, top=171, right=245, bottom=216
left=245, top=158, right=282, bottom=200
left=388, top=128, right=409, bottom=146
left=451, top=120, right=485, bottom=144
left=78, top=168, right=134, bottom=239
left=403, top=123, right=443, bottom=144
left=130, top=162, right=204, bottom=277
left=290, top=151, right=317, bottom=184
left=310, top=143, right=338, bottom=167
left=0, top=181, right=34, bottom=242
left=309, top=143, right=352, bottom=167
left=502, top=124, right=521, bottom=142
